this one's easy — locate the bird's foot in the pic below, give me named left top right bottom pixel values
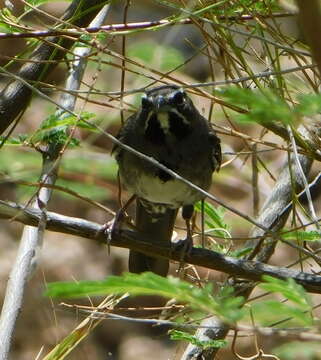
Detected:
left=172, top=235, right=193, bottom=273
left=102, top=210, right=130, bottom=254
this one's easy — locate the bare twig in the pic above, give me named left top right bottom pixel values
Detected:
left=0, top=13, right=296, bottom=40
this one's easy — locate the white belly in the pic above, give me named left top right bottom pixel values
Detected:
left=125, top=172, right=204, bottom=208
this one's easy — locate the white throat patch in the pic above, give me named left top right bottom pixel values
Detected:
left=145, top=109, right=189, bottom=134
left=157, top=112, right=170, bottom=133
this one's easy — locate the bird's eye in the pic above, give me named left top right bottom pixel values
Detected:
left=172, top=89, right=185, bottom=105
left=141, top=94, right=152, bottom=109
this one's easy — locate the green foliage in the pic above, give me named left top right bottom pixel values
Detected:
left=295, top=93, right=321, bottom=116
left=214, top=0, right=280, bottom=16
left=218, top=87, right=293, bottom=125
left=250, top=276, right=313, bottom=326
left=169, top=330, right=227, bottom=349
left=154, top=0, right=280, bottom=18
left=30, top=112, right=96, bottom=145
left=75, top=32, right=108, bottom=48
left=218, top=88, right=321, bottom=126
left=0, top=134, right=28, bottom=145
left=127, top=41, right=184, bottom=72
left=282, top=230, right=321, bottom=242
left=195, top=202, right=231, bottom=239
left=260, top=276, right=312, bottom=309
left=55, top=152, right=117, bottom=201
left=46, top=272, right=245, bottom=323
left=0, top=7, right=22, bottom=33
left=273, top=341, right=321, bottom=360
left=0, top=112, right=97, bottom=148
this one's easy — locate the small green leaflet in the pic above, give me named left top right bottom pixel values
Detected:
left=251, top=276, right=313, bottom=326
left=281, top=230, right=320, bottom=242
left=195, top=202, right=231, bottom=239
left=169, top=330, right=227, bottom=349
left=46, top=272, right=245, bottom=324
left=217, top=88, right=321, bottom=126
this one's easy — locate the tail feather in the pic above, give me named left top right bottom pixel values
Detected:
left=129, top=200, right=177, bottom=276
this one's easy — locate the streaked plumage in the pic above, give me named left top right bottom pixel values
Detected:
left=113, top=85, right=221, bottom=275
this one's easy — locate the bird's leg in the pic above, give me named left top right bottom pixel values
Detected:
left=174, top=204, right=194, bottom=272
left=103, top=195, right=136, bottom=252
left=182, top=204, right=194, bottom=253
left=201, top=199, right=205, bottom=248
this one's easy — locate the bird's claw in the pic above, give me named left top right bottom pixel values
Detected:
left=173, top=235, right=193, bottom=272
left=101, top=210, right=127, bottom=254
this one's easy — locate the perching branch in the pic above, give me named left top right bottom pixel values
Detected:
left=1, top=200, right=321, bottom=294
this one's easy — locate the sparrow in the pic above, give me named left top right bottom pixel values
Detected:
left=113, top=84, right=221, bottom=276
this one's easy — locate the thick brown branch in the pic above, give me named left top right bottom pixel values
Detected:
left=1, top=200, right=321, bottom=294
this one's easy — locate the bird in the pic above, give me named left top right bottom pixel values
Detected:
left=113, top=84, right=221, bottom=276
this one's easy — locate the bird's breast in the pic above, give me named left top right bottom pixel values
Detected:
left=122, top=169, right=208, bottom=209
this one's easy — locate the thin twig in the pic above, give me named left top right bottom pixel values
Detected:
left=0, top=13, right=296, bottom=40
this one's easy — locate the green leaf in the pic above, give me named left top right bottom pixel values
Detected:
left=282, top=230, right=320, bottom=242
left=295, top=93, right=321, bottom=116
left=169, top=330, right=227, bottom=349
left=195, top=202, right=231, bottom=239
left=30, top=112, right=96, bottom=145
left=217, top=87, right=293, bottom=125
left=0, top=22, right=15, bottom=33
left=251, top=300, right=313, bottom=326
left=46, top=272, right=244, bottom=323
left=0, top=8, right=22, bottom=32
left=252, top=276, right=313, bottom=326
left=218, top=89, right=321, bottom=126
left=260, top=276, right=312, bottom=310
left=0, top=134, right=28, bottom=145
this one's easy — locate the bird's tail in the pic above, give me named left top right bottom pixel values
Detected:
left=129, top=200, right=177, bottom=276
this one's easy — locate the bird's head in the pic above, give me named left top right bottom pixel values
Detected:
left=141, top=85, right=191, bottom=113
left=139, top=85, right=197, bottom=142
